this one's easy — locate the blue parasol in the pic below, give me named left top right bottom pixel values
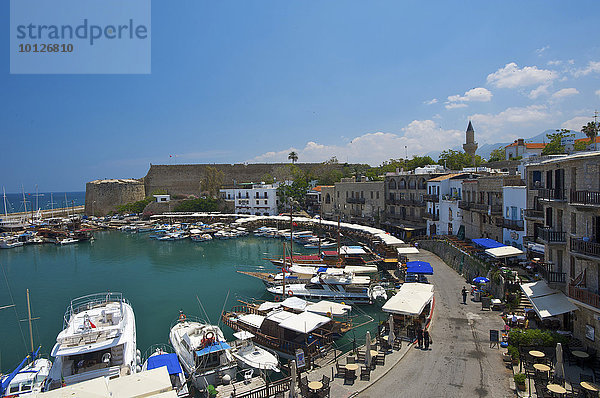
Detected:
left=472, top=276, right=489, bottom=284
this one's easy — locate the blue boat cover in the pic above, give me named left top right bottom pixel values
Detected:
left=146, top=353, right=182, bottom=375
left=195, top=341, right=231, bottom=357
left=317, top=267, right=327, bottom=273
left=406, top=261, right=433, bottom=275
left=471, top=238, right=505, bottom=249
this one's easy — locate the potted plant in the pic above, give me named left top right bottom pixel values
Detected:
left=514, top=373, right=526, bottom=391
left=508, top=345, right=520, bottom=366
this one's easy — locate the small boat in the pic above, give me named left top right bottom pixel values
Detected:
left=55, top=237, right=79, bottom=245
left=191, top=233, right=213, bottom=242
left=142, top=345, right=190, bottom=398
left=0, top=236, right=23, bottom=249
left=169, top=312, right=236, bottom=391
left=304, top=240, right=337, bottom=249
left=230, top=331, right=279, bottom=373
left=1, top=347, right=52, bottom=397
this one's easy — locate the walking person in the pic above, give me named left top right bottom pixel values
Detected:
left=461, top=286, right=468, bottom=304
left=416, top=326, right=423, bottom=349
left=423, top=329, right=432, bottom=350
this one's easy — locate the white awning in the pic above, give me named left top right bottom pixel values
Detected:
left=266, top=310, right=294, bottom=324
left=520, top=281, right=578, bottom=319
left=382, top=283, right=434, bottom=316
left=485, top=246, right=524, bottom=258
left=257, top=301, right=281, bottom=312
left=278, top=311, right=331, bottom=334
left=397, top=247, right=420, bottom=254
left=239, top=314, right=265, bottom=329
left=306, top=300, right=352, bottom=317
left=233, top=331, right=255, bottom=340
left=340, top=246, right=367, bottom=255
left=280, top=297, right=309, bottom=311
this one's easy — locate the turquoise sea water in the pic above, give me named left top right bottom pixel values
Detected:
left=0, top=232, right=379, bottom=373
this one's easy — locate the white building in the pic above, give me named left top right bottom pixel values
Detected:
left=425, top=174, right=468, bottom=236
left=219, top=182, right=280, bottom=216
left=505, top=139, right=547, bottom=160
left=153, top=194, right=170, bottom=203
left=502, top=186, right=526, bottom=249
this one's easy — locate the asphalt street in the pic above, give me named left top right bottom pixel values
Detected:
left=359, top=249, right=513, bottom=398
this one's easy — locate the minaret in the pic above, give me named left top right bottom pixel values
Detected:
left=463, top=121, right=478, bottom=166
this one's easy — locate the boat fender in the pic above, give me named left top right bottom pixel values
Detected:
left=136, top=354, right=141, bottom=365
left=136, top=365, right=142, bottom=373
left=136, top=349, right=141, bottom=357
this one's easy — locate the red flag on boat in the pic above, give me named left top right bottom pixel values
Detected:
left=89, top=320, right=96, bottom=328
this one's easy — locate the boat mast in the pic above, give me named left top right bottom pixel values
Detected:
left=50, top=192, right=54, bottom=217
left=26, top=289, right=34, bottom=354
left=282, top=241, right=286, bottom=297
left=318, top=206, right=322, bottom=254
left=337, top=216, right=341, bottom=263
left=3, top=187, right=7, bottom=218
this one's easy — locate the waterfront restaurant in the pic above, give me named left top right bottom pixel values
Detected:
left=382, top=282, right=434, bottom=336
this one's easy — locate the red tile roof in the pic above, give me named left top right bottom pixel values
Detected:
left=505, top=142, right=547, bottom=149
left=575, top=136, right=600, bottom=144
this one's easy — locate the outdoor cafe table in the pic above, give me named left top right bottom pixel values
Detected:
left=534, top=363, right=551, bottom=377
left=529, top=350, right=546, bottom=359
left=345, top=364, right=359, bottom=372
left=546, top=383, right=567, bottom=396
left=572, top=350, right=590, bottom=368
left=580, top=381, right=599, bottom=395
left=308, top=381, right=323, bottom=391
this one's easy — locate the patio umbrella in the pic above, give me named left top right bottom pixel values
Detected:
left=554, top=343, right=564, bottom=383
left=472, top=276, right=489, bottom=284
left=388, top=315, right=396, bottom=347
left=288, top=359, right=297, bottom=398
left=365, top=331, right=372, bottom=368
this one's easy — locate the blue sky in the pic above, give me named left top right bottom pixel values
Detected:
left=2, top=1, right=600, bottom=192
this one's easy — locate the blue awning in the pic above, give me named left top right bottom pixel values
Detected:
left=317, top=267, right=327, bottom=273
left=146, top=353, right=183, bottom=375
left=471, top=238, right=505, bottom=249
left=195, top=341, right=231, bottom=357
left=406, top=261, right=433, bottom=275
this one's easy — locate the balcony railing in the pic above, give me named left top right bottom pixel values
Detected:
left=422, top=212, right=439, bottom=221
left=470, top=203, right=488, bottom=212
left=537, top=263, right=566, bottom=284
left=537, top=227, right=566, bottom=243
left=538, top=188, right=566, bottom=201
left=570, top=190, right=600, bottom=206
left=346, top=197, right=365, bottom=204
left=458, top=201, right=471, bottom=210
left=503, top=219, right=524, bottom=231
left=423, top=194, right=439, bottom=203
left=389, top=198, right=425, bottom=207
left=386, top=213, right=425, bottom=223
left=570, top=237, right=600, bottom=259
left=569, top=284, right=600, bottom=309
left=524, top=209, right=544, bottom=219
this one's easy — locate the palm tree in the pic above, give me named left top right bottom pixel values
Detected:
left=288, top=151, right=298, bottom=164
left=582, top=121, right=599, bottom=151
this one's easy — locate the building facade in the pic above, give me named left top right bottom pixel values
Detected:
left=505, top=139, right=547, bottom=160
left=219, top=182, right=279, bottom=215
left=329, top=177, right=384, bottom=226
left=525, top=152, right=600, bottom=350
left=425, top=174, right=468, bottom=236
left=502, top=186, right=526, bottom=249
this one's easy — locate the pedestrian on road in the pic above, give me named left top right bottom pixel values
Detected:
left=416, top=326, right=423, bottom=348
left=461, top=286, right=468, bottom=304
left=423, top=330, right=432, bottom=350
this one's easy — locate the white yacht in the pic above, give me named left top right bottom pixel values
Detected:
left=169, top=312, right=236, bottom=391
left=230, top=331, right=279, bottom=373
left=267, top=271, right=387, bottom=304
left=1, top=348, right=52, bottom=397
left=0, top=236, right=23, bottom=249
left=46, top=292, right=138, bottom=390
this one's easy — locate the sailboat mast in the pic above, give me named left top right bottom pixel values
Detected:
left=282, top=241, right=286, bottom=297
left=26, top=289, right=34, bottom=353
left=50, top=192, right=54, bottom=217
left=3, top=187, right=7, bottom=218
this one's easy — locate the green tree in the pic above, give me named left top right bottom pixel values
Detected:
left=437, top=150, right=482, bottom=170
left=582, top=121, right=599, bottom=151
left=541, top=129, right=573, bottom=155
left=488, top=147, right=506, bottom=162
left=261, top=173, right=275, bottom=184
left=174, top=197, right=220, bottom=212
left=288, top=151, right=298, bottom=163
left=201, top=166, right=225, bottom=198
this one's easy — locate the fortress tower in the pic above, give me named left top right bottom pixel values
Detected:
left=462, top=121, right=478, bottom=166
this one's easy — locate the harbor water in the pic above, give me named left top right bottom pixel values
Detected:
left=0, top=231, right=379, bottom=372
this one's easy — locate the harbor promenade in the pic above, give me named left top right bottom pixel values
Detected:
left=299, top=249, right=512, bottom=398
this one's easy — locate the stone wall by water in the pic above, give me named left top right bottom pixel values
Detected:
left=85, top=179, right=145, bottom=216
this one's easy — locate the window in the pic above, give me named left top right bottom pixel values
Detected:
left=370, top=191, right=373, bottom=199
left=325, top=193, right=331, bottom=204
left=570, top=256, right=575, bottom=279
left=256, top=200, right=259, bottom=205
left=264, top=200, right=268, bottom=205
left=389, top=179, right=397, bottom=189
left=399, top=179, right=406, bottom=189
left=449, top=209, right=453, bottom=221
left=571, top=213, right=576, bottom=234
left=376, top=191, right=379, bottom=199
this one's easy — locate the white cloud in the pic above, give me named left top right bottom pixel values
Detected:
left=249, top=120, right=464, bottom=165
left=424, top=98, right=438, bottom=105
left=572, top=61, right=600, bottom=77
left=470, top=105, right=551, bottom=139
left=547, top=60, right=562, bottom=66
left=596, top=89, right=600, bottom=97
left=447, top=87, right=493, bottom=103
left=445, top=103, right=468, bottom=110
left=551, top=87, right=579, bottom=100
left=535, top=45, right=550, bottom=55
left=486, top=62, right=557, bottom=88
left=561, top=116, right=591, bottom=131
left=528, top=84, right=551, bottom=99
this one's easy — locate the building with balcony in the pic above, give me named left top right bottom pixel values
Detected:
left=425, top=173, right=469, bottom=236
left=502, top=186, right=526, bottom=249
left=525, top=151, right=600, bottom=350
left=460, top=174, right=524, bottom=242
left=219, top=182, right=280, bottom=215
left=383, top=168, right=443, bottom=238
left=326, top=177, right=384, bottom=226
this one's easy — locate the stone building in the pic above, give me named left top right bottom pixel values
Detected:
left=425, top=173, right=470, bottom=237
left=459, top=174, right=524, bottom=241
left=524, top=152, right=600, bottom=350
left=320, top=186, right=336, bottom=218
left=324, top=177, right=384, bottom=226
left=84, top=179, right=145, bottom=216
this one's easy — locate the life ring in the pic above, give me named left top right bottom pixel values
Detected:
left=202, top=331, right=215, bottom=347
left=178, top=313, right=186, bottom=322
left=274, top=295, right=282, bottom=302
left=288, top=290, right=294, bottom=296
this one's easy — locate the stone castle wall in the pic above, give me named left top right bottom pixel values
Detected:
left=85, top=179, right=145, bottom=216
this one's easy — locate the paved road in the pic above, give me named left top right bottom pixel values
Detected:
left=359, top=250, right=512, bottom=398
